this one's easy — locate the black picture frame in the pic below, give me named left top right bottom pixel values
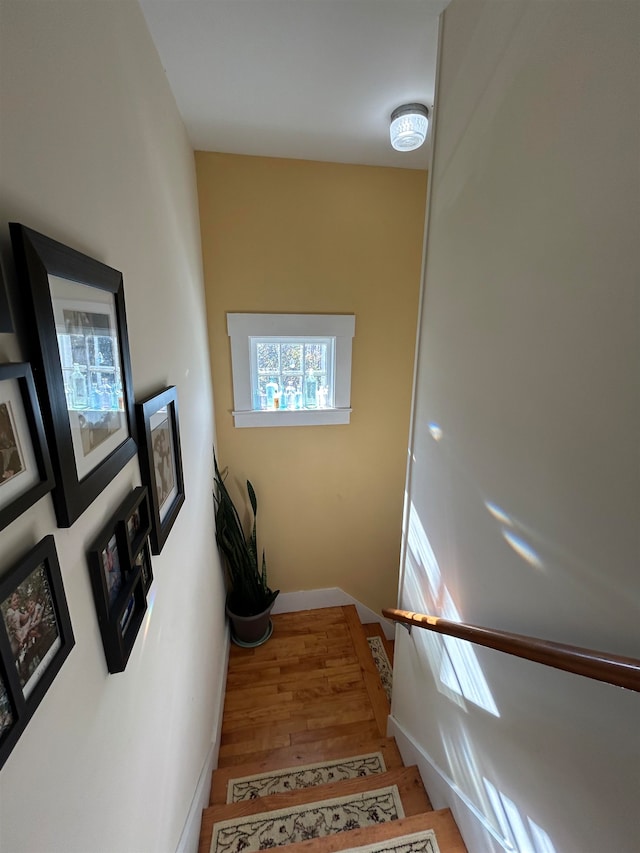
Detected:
left=0, top=363, right=55, bottom=532
left=0, top=270, right=13, bottom=334
left=136, top=386, right=185, bottom=554
left=116, top=485, right=152, bottom=570
left=0, top=535, right=75, bottom=770
left=87, top=489, right=150, bottom=673
left=9, top=224, right=137, bottom=527
left=0, top=653, right=21, bottom=771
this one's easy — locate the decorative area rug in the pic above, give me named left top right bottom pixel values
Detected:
left=367, top=636, right=393, bottom=701
left=342, top=829, right=441, bottom=853
left=227, top=753, right=387, bottom=802
left=210, top=785, right=404, bottom=853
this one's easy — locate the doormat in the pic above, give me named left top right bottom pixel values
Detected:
left=342, top=828, right=441, bottom=852
left=210, top=784, right=404, bottom=852
left=367, top=636, right=393, bottom=701
left=227, top=752, right=387, bottom=802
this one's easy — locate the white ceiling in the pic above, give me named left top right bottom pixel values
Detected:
left=139, top=0, right=448, bottom=170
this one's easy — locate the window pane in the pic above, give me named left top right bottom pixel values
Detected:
left=304, top=343, right=327, bottom=374
left=281, top=344, right=303, bottom=374
left=257, top=342, right=280, bottom=374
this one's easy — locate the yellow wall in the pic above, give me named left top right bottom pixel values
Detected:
left=196, top=152, right=426, bottom=616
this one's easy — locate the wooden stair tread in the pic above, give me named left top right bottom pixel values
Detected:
left=342, top=606, right=390, bottom=735
left=218, top=721, right=384, bottom=767
left=211, top=736, right=404, bottom=804
left=199, top=767, right=432, bottom=853
left=207, top=766, right=431, bottom=821
left=280, top=809, right=467, bottom=852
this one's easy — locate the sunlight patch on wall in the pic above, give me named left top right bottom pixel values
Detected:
left=439, top=722, right=557, bottom=853
left=485, top=501, right=513, bottom=527
left=428, top=421, right=443, bottom=441
left=501, top=529, right=544, bottom=570
left=439, top=720, right=499, bottom=826
left=402, top=500, right=499, bottom=717
left=139, top=587, right=157, bottom=654
left=484, top=777, right=557, bottom=853
left=485, top=501, right=545, bottom=571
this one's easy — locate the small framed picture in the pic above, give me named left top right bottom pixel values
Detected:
left=110, top=576, right=146, bottom=671
left=87, top=490, right=150, bottom=673
left=0, top=363, right=55, bottom=533
left=133, top=540, right=154, bottom=595
left=116, top=486, right=152, bottom=569
left=0, top=536, right=74, bottom=767
left=9, top=224, right=137, bottom=527
left=100, top=533, right=124, bottom=609
left=118, top=590, right=137, bottom=637
left=136, top=387, right=185, bottom=554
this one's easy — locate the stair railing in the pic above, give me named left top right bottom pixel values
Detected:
left=382, top=607, right=640, bottom=692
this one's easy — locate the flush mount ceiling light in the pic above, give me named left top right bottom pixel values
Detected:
left=390, top=103, right=429, bottom=152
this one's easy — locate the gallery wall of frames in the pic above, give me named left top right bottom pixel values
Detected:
left=0, top=224, right=185, bottom=770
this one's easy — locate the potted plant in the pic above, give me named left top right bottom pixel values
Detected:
left=213, top=453, right=279, bottom=646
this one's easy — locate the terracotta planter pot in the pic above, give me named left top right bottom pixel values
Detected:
left=226, top=597, right=276, bottom=647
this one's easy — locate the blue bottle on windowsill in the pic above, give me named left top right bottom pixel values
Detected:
left=304, top=370, right=317, bottom=409
left=266, top=380, right=278, bottom=409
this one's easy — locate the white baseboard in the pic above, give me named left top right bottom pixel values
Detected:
left=387, top=716, right=510, bottom=853
left=271, top=588, right=395, bottom=640
left=176, top=626, right=230, bottom=853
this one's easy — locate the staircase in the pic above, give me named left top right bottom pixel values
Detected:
left=198, top=605, right=466, bottom=853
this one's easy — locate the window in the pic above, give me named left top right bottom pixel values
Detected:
left=227, top=314, right=355, bottom=427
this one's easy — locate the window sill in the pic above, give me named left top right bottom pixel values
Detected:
left=232, top=408, right=352, bottom=428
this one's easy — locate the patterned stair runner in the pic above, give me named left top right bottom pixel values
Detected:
left=366, top=635, right=393, bottom=701
left=211, top=785, right=405, bottom=852
left=227, top=753, right=387, bottom=802
left=341, top=829, right=440, bottom=852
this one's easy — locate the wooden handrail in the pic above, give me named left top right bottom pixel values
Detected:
left=382, top=607, right=640, bottom=692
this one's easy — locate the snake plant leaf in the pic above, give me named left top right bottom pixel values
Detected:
left=247, top=479, right=258, bottom=516
left=213, top=450, right=278, bottom=617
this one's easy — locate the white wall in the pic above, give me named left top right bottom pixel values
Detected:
left=0, top=2, right=227, bottom=851
left=393, top=2, right=639, bottom=852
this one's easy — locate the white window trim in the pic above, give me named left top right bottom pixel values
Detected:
left=227, top=313, right=355, bottom=428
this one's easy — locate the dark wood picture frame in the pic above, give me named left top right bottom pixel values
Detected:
left=0, top=362, right=55, bottom=532
left=116, top=485, right=152, bottom=570
left=0, top=652, right=21, bottom=771
left=0, top=271, right=13, bottom=334
left=87, top=489, right=150, bottom=673
left=9, top=224, right=137, bottom=527
left=0, top=535, right=75, bottom=770
left=136, top=386, right=185, bottom=555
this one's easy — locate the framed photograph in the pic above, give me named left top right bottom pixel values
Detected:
left=136, top=387, right=185, bottom=554
left=0, top=363, right=55, bottom=532
left=100, top=532, right=124, bottom=610
left=116, top=485, right=152, bottom=569
left=133, top=540, right=154, bottom=595
left=87, top=490, right=150, bottom=673
left=9, top=224, right=137, bottom=527
left=0, top=536, right=74, bottom=767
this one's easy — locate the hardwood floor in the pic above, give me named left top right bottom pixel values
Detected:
left=217, top=606, right=390, bottom=769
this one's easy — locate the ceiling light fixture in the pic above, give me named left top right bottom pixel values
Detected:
left=390, top=103, right=429, bottom=152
